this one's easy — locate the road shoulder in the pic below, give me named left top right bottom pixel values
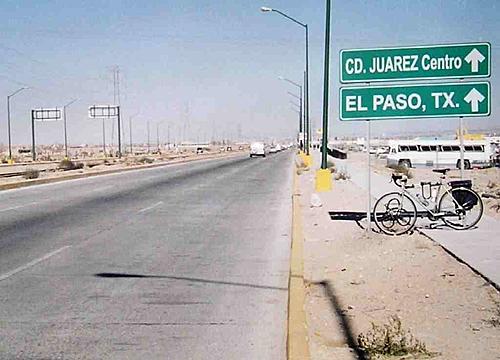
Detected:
left=297, top=160, right=500, bottom=359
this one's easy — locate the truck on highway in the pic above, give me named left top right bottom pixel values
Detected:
left=249, top=142, right=266, bottom=157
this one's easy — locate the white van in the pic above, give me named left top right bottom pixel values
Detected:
left=250, top=142, right=266, bottom=157
left=386, top=139, right=492, bottom=169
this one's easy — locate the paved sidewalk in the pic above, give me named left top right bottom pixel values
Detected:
left=328, top=150, right=500, bottom=288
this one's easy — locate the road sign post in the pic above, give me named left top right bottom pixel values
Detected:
left=340, top=82, right=490, bottom=121
left=30, top=108, right=62, bottom=161
left=341, top=42, right=490, bottom=83
left=89, top=105, right=122, bottom=158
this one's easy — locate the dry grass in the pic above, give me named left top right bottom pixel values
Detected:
left=357, top=316, right=437, bottom=359
left=23, top=168, right=40, bottom=179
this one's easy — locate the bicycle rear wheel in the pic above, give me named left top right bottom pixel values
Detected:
left=438, top=188, right=483, bottom=230
left=373, top=192, right=417, bottom=235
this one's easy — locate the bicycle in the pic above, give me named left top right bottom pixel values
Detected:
left=373, top=168, right=483, bottom=235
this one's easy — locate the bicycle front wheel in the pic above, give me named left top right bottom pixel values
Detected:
left=438, top=187, right=483, bottom=230
left=373, top=192, right=417, bottom=235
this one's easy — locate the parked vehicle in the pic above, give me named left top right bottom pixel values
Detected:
left=386, top=139, right=492, bottom=169
left=249, top=142, right=265, bottom=157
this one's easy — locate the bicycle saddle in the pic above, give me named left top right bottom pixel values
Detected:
left=432, top=168, right=450, bottom=175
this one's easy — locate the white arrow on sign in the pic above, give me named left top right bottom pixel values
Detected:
left=465, top=48, right=485, bottom=73
left=464, top=88, right=485, bottom=113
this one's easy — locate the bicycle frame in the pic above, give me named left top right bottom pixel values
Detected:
left=394, top=180, right=465, bottom=220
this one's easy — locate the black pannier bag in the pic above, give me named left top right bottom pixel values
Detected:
left=448, top=180, right=478, bottom=210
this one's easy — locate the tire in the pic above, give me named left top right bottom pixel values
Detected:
left=373, top=192, right=417, bottom=235
left=399, top=159, right=411, bottom=168
left=438, top=188, right=483, bottom=230
left=456, top=159, right=471, bottom=170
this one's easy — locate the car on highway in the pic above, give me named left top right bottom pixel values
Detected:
left=250, top=142, right=265, bottom=157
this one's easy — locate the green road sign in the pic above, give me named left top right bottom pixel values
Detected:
left=340, top=82, right=490, bottom=121
left=341, top=43, right=490, bottom=83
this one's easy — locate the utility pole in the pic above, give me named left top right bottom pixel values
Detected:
left=147, top=120, right=150, bottom=153
left=6, top=87, right=28, bottom=163
left=156, top=123, right=160, bottom=152
left=167, top=122, right=171, bottom=150
left=129, top=116, right=133, bottom=155
left=63, top=98, right=77, bottom=159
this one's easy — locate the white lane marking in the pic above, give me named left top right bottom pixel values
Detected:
left=90, top=185, right=112, bottom=193
left=0, top=202, right=38, bottom=213
left=137, top=201, right=163, bottom=213
left=0, top=246, right=71, bottom=282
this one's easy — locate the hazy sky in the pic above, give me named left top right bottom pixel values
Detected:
left=0, top=0, right=499, bottom=146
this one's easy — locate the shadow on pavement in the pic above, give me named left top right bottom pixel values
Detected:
left=94, top=272, right=287, bottom=291
left=328, top=211, right=374, bottom=231
left=312, top=280, right=368, bottom=360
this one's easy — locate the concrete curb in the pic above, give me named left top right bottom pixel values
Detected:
left=0, top=152, right=243, bottom=192
left=287, top=167, right=310, bottom=360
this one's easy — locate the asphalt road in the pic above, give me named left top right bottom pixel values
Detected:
left=0, top=151, right=294, bottom=359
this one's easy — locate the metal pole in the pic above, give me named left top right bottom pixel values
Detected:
left=7, top=96, right=12, bottom=160
left=303, top=71, right=307, bottom=151
left=459, top=117, right=465, bottom=179
left=31, top=110, right=36, bottom=161
left=305, top=24, right=310, bottom=156
left=320, top=0, right=331, bottom=169
left=129, top=116, right=133, bottom=155
left=167, top=123, right=171, bottom=150
left=157, top=123, right=160, bottom=152
left=117, top=106, right=122, bottom=158
left=102, top=119, right=106, bottom=157
left=63, top=106, right=68, bottom=158
left=299, top=85, right=303, bottom=149
left=367, top=120, right=372, bottom=233
left=147, top=121, right=150, bottom=153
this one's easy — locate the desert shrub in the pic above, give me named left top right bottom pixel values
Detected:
left=334, top=170, right=350, bottom=180
left=357, top=316, right=436, bottom=358
left=24, top=168, right=40, bottom=179
left=327, top=160, right=337, bottom=173
left=137, top=157, right=154, bottom=164
left=59, top=159, right=84, bottom=170
left=387, top=164, right=413, bottom=179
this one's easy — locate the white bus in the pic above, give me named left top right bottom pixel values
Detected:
left=386, top=139, right=492, bottom=169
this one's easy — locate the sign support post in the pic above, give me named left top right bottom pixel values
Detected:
left=89, top=105, right=121, bottom=158
left=367, top=119, right=372, bottom=234
left=459, top=116, right=465, bottom=178
left=30, top=108, right=62, bottom=161
left=31, top=110, right=36, bottom=161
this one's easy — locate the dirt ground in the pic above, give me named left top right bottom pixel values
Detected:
left=361, top=152, right=500, bottom=220
left=298, top=163, right=500, bottom=359
left=0, top=150, right=241, bottom=187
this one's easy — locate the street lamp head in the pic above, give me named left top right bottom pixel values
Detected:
left=260, top=6, right=273, bottom=12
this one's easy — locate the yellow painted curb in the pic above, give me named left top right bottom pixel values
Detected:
left=7, top=159, right=14, bottom=165
left=315, top=168, right=332, bottom=192
left=287, top=169, right=310, bottom=360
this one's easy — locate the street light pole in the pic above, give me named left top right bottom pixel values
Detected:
left=288, top=91, right=303, bottom=148
left=62, top=98, right=77, bottom=159
left=279, top=77, right=303, bottom=150
left=315, top=0, right=332, bottom=192
left=6, top=87, right=28, bottom=162
left=261, top=7, right=309, bottom=155
left=320, top=0, right=331, bottom=170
